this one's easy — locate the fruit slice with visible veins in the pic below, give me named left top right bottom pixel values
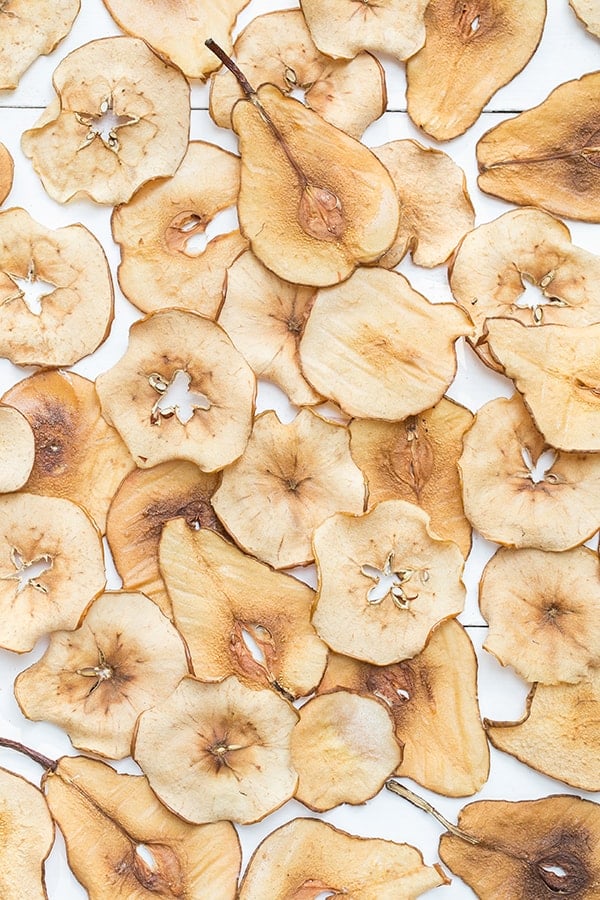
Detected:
left=0, top=405, right=35, bottom=493
left=0, top=142, right=13, bottom=205
left=571, top=0, right=600, bottom=37
left=0, top=765, right=54, bottom=900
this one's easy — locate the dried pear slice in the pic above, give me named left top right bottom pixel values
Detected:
left=2, top=370, right=135, bottom=533
left=485, top=672, right=600, bottom=791
left=319, top=620, right=490, bottom=797
left=373, top=140, right=475, bottom=269
left=459, top=394, right=600, bottom=549
left=43, top=754, right=241, bottom=899
left=0, top=493, right=105, bottom=652
left=21, top=37, right=190, bottom=205
left=159, top=519, right=328, bottom=699
left=218, top=250, right=320, bottom=407
left=350, top=398, right=473, bottom=558
left=0, top=0, right=79, bottom=91
left=291, top=691, right=401, bottom=811
left=0, top=143, right=13, bottom=204
left=439, top=795, right=600, bottom=899
left=112, top=142, right=247, bottom=319
left=209, top=9, right=386, bottom=139
left=212, top=409, right=366, bottom=569
left=133, top=675, right=299, bottom=825
left=486, top=318, right=600, bottom=451
left=106, top=460, right=224, bottom=618
left=477, top=71, right=600, bottom=222
left=406, top=0, right=546, bottom=141
left=0, top=405, right=35, bottom=493
left=480, top=546, right=600, bottom=684
left=571, top=0, right=600, bottom=37
left=312, top=500, right=466, bottom=666
left=0, top=207, right=114, bottom=366
left=15, top=591, right=189, bottom=759
left=95, top=309, right=255, bottom=471
left=0, top=766, right=54, bottom=900
left=299, top=267, right=472, bottom=421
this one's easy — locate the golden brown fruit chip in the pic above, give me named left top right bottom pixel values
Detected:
left=218, top=250, right=320, bottom=407
left=477, top=71, right=600, bottom=221
left=0, top=143, right=13, bottom=204
left=299, top=267, right=472, bottom=421
left=0, top=766, right=54, bottom=900
left=406, top=0, right=546, bottom=141
left=319, top=620, right=490, bottom=797
left=0, top=405, right=35, bottom=493
left=2, top=370, right=134, bottom=533
left=160, top=519, right=328, bottom=699
left=209, top=9, right=386, bottom=139
left=571, top=0, right=600, bottom=37
left=0, top=492, right=105, bottom=653
left=21, top=37, right=190, bottom=205
left=212, top=409, right=366, bottom=569
left=0, top=207, right=114, bottom=366
left=373, top=140, right=475, bottom=269
left=106, top=460, right=224, bottom=618
left=112, top=142, right=247, bottom=319
left=350, top=398, right=473, bottom=558
left=480, top=546, right=600, bottom=684
left=44, top=754, right=240, bottom=899
left=133, top=675, right=299, bottom=825
left=312, top=500, right=466, bottom=666
left=291, top=691, right=401, bottom=811
left=439, top=795, right=600, bottom=899
left=0, top=0, right=79, bottom=91
left=459, top=394, right=600, bottom=549
left=96, top=309, right=255, bottom=471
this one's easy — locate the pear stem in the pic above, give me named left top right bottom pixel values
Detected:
left=0, top=736, right=57, bottom=772
left=205, top=39, right=255, bottom=98
left=386, top=780, right=479, bottom=845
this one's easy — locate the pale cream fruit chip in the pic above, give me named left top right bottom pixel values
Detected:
left=299, top=267, right=472, bottom=421
left=477, top=71, right=600, bottom=222
left=485, top=672, right=600, bottom=791
left=219, top=250, right=320, bottom=407
left=212, top=409, right=366, bottom=569
left=2, top=370, right=135, bottom=533
left=0, top=143, right=13, bottom=204
left=571, top=0, right=600, bottom=37
left=43, top=755, right=241, bottom=899
left=95, top=309, right=255, bottom=471
left=0, top=766, right=54, bottom=900
left=133, top=675, right=299, bottom=825
left=0, top=405, right=35, bottom=493
left=373, top=140, right=474, bottom=268
left=21, top=37, right=190, bottom=205
left=0, top=493, right=105, bottom=653
left=106, top=460, right=224, bottom=618
left=480, top=546, right=600, bottom=685
left=450, top=207, right=600, bottom=369
left=0, top=207, right=114, bottom=366
left=406, top=0, right=546, bottom=141
left=160, top=519, right=328, bottom=699
left=312, top=500, right=466, bottom=666
left=459, top=394, right=600, bottom=549
left=209, top=9, right=386, bottom=138
left=15, top=591, right=189, bottom=759
left=291, top=691, right=401, bottom=811
left=350, top=398, right=473, bottom=558
left=112, top=142, right=247, bottom=319
left=319, top=620, right=490, bottom=797
left=0, top=0, right=79, bottom=91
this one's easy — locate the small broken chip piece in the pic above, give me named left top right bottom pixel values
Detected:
left=0, top=405, right=35, bottom=493
left=0, top=0, right=79, bottom=91
left=0, top=766, right=54, bottom=900
left=0, top=143, right=14, bottom=204
left=570, top=0, right=600, bottom=37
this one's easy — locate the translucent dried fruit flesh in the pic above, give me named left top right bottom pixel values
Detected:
left=0, top=0, right=79, bottom=91
left=0, top=143, right=13, bottom=204
left=571, top=0, right=600, bottom=37
left=0, top=766, right=54, bottom=900
left=0, top=405, right=35, bottom=493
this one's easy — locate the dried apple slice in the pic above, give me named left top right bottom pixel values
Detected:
left=0, top=405, right=35, bottom=493
left=2, top=370, right=135, bottom=533
left=95, top=309, right=255, bottom=471
left=0, top=143, right=13, bottom=204
left=112, top=142, right=247, bottom=319
left=218, top=250, right=320, bottom=407
left=0, top=207, right=114, bottom=366
left=21, top=37, right=190, bottom=205
left=299, top=267, right=472, bottom=420
left=0, top=766, right=54, bottom=900
left=319, top=620, right=490, bottom=797
left=133, top=675, right=299, bottom=825
left=0, top=0, right=79, bottom=91
left=571, top=0, right=600, bottom=37
left=160, top=519, right=328, bottom=699
left=312, top=500, right=466, bottom=666
left=0, top=493, right=105, bottom=652
left=477, top=71, right=600, bottom=221
left=212, top=408, right=366, bottom=569
left=349, top=398, right=473, bottom=558
left=406, top=0, right=546, bottom=141
left=459, top=394, right=600, bottom=550
left=209, top=9, right=386, bottom=138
